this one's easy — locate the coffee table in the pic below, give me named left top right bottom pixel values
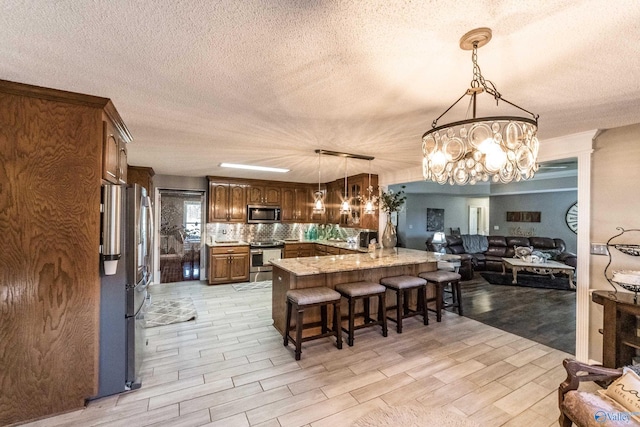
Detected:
left=501, top=257, right=575, bottom=288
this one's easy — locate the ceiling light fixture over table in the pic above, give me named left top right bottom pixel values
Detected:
left=422, top=27, right=540, bottom=185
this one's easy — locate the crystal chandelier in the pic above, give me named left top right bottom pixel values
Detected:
left=312, top=151, right=325, bottom=214
left=422, top=28, right=540, bottom=185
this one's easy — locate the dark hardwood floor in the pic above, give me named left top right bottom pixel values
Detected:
left=453, top=272, right=576, bottom=355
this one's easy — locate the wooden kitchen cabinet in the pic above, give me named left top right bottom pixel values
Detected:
left=209, top=245, right=250, bottom=284
left=208, top=179, right=246, bottom=222
left=247, top=184, right=280, bottom=205
left=281, top=185, right=309, bottom=223
left=102, top=119, right=128, bottom=184
left=127, top=166, right=155, bottom=195
left=348, top=173, right=379, bottom=231
left=0, top=80, right=132, bottom=425
left=284, top=242, right=315, bottom=258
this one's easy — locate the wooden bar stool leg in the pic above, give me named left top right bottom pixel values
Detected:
left=421, top=285, right=429, bottom=325
left=379, top=293, right=388, bottom=337
left=363, top=296, right=371, bottom=323
left=348, top=297, right=355, bottom=346
left=333, top=301, right=342, bottom=349
left=396, top=289, right=404, bottom=333
left=284, top=300, right=292, bottom=346
left=320, top=305, right=328, bottom=334
left=454, top=280, right=463, bottom=315
left=436, top=283, right=443, bottom=322
left=295, top=306, right=304, bottom=361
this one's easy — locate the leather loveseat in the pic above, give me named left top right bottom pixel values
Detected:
left=427, top=234, right=577, bottom=277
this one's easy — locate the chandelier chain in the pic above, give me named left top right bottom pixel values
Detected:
left=471, top=42, right=501, bottom=105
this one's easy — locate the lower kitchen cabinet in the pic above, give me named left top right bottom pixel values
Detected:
left=284, top=243, right=315, bottom=258
left=209, top=245, right=249, bottom=284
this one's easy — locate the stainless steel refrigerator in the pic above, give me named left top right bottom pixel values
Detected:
left=95, top=183, right=153, bottom=398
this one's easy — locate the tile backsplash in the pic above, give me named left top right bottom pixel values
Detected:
left=205, top=222, right=362, bottom=244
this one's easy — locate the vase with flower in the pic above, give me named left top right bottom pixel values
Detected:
left=379, top=186, right=406, bottom=248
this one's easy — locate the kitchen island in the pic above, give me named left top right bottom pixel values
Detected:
left=270, top=248, right=445, bottom=334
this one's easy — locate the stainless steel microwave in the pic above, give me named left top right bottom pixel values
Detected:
left=247, top=205, right=281, bottom=223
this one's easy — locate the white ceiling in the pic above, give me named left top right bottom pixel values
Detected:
left=2, top=1, right=640, bottom=183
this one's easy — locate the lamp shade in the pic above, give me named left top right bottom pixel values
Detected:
left=432, top=232, right=446, bottom=244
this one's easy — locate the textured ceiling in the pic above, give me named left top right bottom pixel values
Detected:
left=1, top=0, right=640, bottom=183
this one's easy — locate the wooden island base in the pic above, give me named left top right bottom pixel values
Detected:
left=271, top=249, right=441, bottom=335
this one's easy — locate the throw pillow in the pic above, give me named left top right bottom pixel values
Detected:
left=604, top=369, right=640, bottom=420
left=514, top=246, right=533, bottom=259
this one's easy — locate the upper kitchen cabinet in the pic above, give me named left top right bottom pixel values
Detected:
left=0, top=79, right=131, bottom=425
left=102, top=115, right=131, bottom=184
left=208, top=178, right=246, bottom=222
left=281, top=185, right=309, bottom=223
left=348, top=173, right=379, bottom=230
left=127, top=166, right=155, bottom=195
left=247, top=183, right=281, bottom=205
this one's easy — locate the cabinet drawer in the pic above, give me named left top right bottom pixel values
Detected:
left=211, top=245, right=249, bottom=255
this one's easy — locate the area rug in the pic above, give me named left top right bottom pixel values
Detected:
left=232, top=280, right=272, bottom=291
left=352, top=406, right=480, bottom=427
left=143, top=297, right=197, bottom=328
left=480, top=271, right=574, bottom=291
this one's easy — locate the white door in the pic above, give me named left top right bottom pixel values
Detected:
left=469, top=207, right=479, bottom=235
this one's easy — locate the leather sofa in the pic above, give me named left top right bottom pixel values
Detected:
left=427, top=234, right=577, bottom=275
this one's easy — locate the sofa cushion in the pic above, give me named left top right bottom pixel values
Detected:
left=487, top=236, right=507, bottom=247
left=529, top=236, right=557, bottom=249
left=604, top=370, right=640, bottom=420
left=507, top=236, right=531, bottom=247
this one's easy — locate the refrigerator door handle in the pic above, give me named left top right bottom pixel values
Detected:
left=143, top=195, right=154, bottom=285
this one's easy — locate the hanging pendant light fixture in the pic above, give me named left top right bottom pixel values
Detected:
left=312, top=151, right=325, bottom=214
left=363, top=160, right=377, bottom=214
left=339, top=157, right=351, bottom=214
left=422, top=27, right=540, bottom=186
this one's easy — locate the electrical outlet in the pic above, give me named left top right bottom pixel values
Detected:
left=494, top=225, right=499, bottom=230
left=590, top=243, right=609, bottom=256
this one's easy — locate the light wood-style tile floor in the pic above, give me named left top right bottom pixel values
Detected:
left=23, top=280, right=572, bottom=427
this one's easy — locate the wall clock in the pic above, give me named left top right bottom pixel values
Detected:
left=565, top=202, right=578, bottom=234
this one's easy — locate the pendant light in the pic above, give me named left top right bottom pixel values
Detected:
left=339, top=157, right=351, bottom=214
left=312, top=151, right=325, bottom=214
left=363, top=160, right=376, bottom=214
left=422, top=27, right=540, bottom=185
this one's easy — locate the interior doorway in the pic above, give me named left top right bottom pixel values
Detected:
left=158, top=190, right=205, bottom=283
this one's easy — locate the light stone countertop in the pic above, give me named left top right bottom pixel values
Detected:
left=270, top=248, right=457, bottom=276
left=284, top=239, right=367, bottom=253
left=206, top=240, right=249, bottom=247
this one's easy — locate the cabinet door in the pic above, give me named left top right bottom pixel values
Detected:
left=117, top=138, right=127, bottom=184
left=209, top=254, right=230, bottom=284
left=281, top=187, right=296, bottom=222
left=229, top=254, right=249, bottom=281
left=295, top=187, right=308, bottom=222
left=298, top=246, right=314, bottom=257
left=247, top=186, right=263, bottom=204
left=264, top=186, right=280, bottom=205
left=102, top=121, right=119, bottom=184
left=209, top=181, right=230, bottom=222
left=228, top=183, right=246, bottom=222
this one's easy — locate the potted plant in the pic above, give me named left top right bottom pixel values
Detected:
left=379, top=186, right=406, bottom=248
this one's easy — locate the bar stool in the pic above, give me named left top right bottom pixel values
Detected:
left=379, top=275, right=428, bottom=333
left=418, top=270, right=463, bottom=322
left=284, top=287, right=343, bottom=360
left=335, top=281, right=388, bottom=346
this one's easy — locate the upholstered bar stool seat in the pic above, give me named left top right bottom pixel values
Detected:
left=418, top=270, right=463, bottom=322
left=379, top=275, right=428, bottom=333
left=284, top=287, right=343, bottom=360
left=335, top=281, right=388, bottom=346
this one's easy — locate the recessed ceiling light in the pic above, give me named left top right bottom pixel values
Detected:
left=219, top=163, right=289, bottom=173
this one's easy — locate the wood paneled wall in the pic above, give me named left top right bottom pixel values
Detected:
left=0, top=84, right=104, bottom=424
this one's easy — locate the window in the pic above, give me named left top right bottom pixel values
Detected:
left=183, top=201, right=201, bottom=241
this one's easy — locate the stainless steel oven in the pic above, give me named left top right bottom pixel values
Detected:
left=249, top=241, right=283, bottom=280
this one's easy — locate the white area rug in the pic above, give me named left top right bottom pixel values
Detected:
left=143, top=297, right=197, bottom=328
left=232, top=280, right=272, bottom=291
left=352, top=406, right=480, bottom=427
